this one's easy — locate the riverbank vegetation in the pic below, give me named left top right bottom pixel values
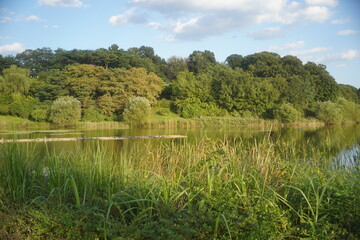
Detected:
left=0, top=129, right=359, bottom=239
left=0, top=46, right=359, bottom=127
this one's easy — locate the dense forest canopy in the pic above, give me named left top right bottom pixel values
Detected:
left=0, top=44, right=359, bottom=124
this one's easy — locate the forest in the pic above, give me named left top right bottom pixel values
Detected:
left=0, top=44, right=359, bottom=125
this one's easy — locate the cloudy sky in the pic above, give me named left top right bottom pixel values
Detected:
left=0, top=0, right=359, bottom=87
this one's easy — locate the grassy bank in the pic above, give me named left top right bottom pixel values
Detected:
left=1, top=113, right=328, bottom=131
left=0, top=137, right=359, bottom=239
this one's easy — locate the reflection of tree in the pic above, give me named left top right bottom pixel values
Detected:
left=270, top=126, right=360, bottom=162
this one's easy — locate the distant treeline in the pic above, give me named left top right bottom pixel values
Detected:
left=0, top=44, right=359, bottom=124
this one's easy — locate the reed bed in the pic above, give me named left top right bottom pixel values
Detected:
left=0, top=137, right=359, bottom=239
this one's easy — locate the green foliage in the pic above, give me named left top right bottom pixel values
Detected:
left=274, top=103, right=302, bottom=123
left=305, top=62, right=339, bottom=102
left=49, top=96, right=81, bottom=125
left=175, top=98, right=225, bottom=118
left=1, top=47, right=359, bottom=125
left=82, top=107, right=105, bottom=122
left=31, top=69, right=69, bottom=102
left=1, top=65, right=32, bottom=95
left=1, top=133, right=359, bottom=239
left=315, top=101, right=343, bottom=124
left=187, top=50, right=216, bottom=73
left=31, top=109, right=48, bottom=122
left=9, top=93, right=38, bottom=118
left=123, top=96, right=151, bottom=126
left=338, top=84, right=359, bottom=103
left=337, top=97, right=360, bottom=122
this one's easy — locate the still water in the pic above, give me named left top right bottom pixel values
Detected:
left=1, top=125, right=359, bottom=168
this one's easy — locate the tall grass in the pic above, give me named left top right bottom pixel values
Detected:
left=0, top=137, right=359, bottom=239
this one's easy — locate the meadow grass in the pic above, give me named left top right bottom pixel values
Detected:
left=0, top=137, right=359, bottom=239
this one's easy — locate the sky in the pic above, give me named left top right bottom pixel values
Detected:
left=0, top=0, right=359, bottom=88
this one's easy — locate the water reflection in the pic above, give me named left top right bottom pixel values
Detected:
left=1, top=125, right=359, bottom=168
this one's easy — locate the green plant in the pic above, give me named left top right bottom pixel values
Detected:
left=49, top=96, right=81, bottom=125
left=123, top=96, right=151, bottom=127
left=315, top=101, right=343, bottom=124
left=274, top=103, right=302, bottom=123
left=82, top=107, right=105, bottom=122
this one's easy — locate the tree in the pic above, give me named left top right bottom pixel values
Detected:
left=274, top=103, right=302, bottom=123
left=49, top=96, right=81, bottom=125
left=315, top=101, right=343, bottom=124
left=123, top=97, right=151, bottom=126
left=338, top=84, right=359, bottom=103
left=31, top=69, right=69, bottom=102
left=15, top=48, right=55, bottom=75
left=166, top=56, right=188, bottom=80
left=8, top=93, right=38, bottom=118
left=304, top=62, right=339, bottom=102
left=1, top=65, right=32, bottom=95
left=187, top=50, right=216, bottom=73
left=65, top=64, right=104, bottom=108
left=241, top=52, right=284, bottom=78
left=225, top=54, right=243, bottom=69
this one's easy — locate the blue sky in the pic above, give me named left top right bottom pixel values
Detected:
left=0, top=0, right=359, bottom=88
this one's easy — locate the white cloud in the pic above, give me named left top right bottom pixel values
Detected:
left=338, top=49, right=360, bottom=60
left=305, top=0, right=338, bottom=7
left=312, top=49, right=360, bottom=64
left=331, top=17, right=351, bottom=24
left=109, top=10, right=147, bottom=27
left=337, top=29, right=359, bottom=36
left=111, top=0, right=339, bottom=41
left=173, top=17, right=199, bottom=33
left=43, top=24, right=59, bottom=28
left=0, top=17, right=11, bottom=23
left=290, top=47, right=331, bottom=56
left=302, top=6, right=332, bottom=23
left=0, top=42, right=25, bottom=55
left=268, top=41, right=305, bottom=51
left=147, top=22, right=162, bottom=30
left=38, top=0, right=84, bottom=7
left=26, top=15, right=41, bottom=21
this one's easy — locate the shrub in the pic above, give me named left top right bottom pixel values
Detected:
left=123, top=97, right=151, bottom=126
left=315, top=101, right=343, bottom=124
left=49, top=96, right=81, bottom=125
left=82, top=107, right=105, bottom=122
left=274, top=103, right=302, bottom=123
left=175, top=98, right=225, bottom=118
left=8, top=93, right=38, bottom=119
left=337, top=97, right=360, bottom=123
left=31, top=109, right=48, bottom=122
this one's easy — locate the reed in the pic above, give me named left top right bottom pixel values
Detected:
left=0, top=137, right=359, bottom=239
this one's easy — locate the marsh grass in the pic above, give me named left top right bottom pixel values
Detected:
left=0, top=137, right=359, bottom=239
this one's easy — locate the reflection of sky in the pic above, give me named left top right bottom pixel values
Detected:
left=333, top=143, right=360, bottom=170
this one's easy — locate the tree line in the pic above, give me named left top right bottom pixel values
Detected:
left=0, top=44, right=359, bottom=124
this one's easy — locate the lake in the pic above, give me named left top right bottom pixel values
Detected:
left=1, top=124, right=359, bottom=168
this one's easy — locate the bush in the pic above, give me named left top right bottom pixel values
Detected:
left=8, top=93, right=38, bottom=119
left=337, top=97, right=360, bottom=123
left=49, top=96, right=81, bottom=125
left=175, top=98, right=225, bottom=118
left=274, top=103, right=302, bottom=123
left=123, top=97, right=151, bottom=126
left=82, top=107, right=105, bottom=122
left=31, top=109, right=48, bottom=122
left=315, top=101, right=343, bottom=124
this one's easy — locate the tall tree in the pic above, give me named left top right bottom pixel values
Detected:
left=1, top=65, right=32, bottom=95
left=187, top=50, right=216, bottom=73
left=304, top=62, right=339, bottom=102
left=225, top=54, right=243, bottom=69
